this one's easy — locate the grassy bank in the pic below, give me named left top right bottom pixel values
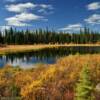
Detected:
left=0, top=54, right=100, bottom=99
left=0, top=44, right=100, bottom=55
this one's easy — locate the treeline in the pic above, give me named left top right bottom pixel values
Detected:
left=0, top=27, right=100, bottom=44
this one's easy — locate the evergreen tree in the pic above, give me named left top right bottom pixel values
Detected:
left=0, top=31, right=3, bottom=44
left=0, top=27, right=100, bottom=44
left=75, top=65, right=94, bottom=100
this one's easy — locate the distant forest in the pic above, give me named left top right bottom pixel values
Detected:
left=0, top=27, right=100, bottom=44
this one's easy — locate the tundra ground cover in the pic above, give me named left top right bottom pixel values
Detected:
left=0, top=54, right=100, bottom=100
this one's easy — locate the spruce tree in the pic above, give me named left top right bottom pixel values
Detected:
left=75, top=65, right=93, bottom=100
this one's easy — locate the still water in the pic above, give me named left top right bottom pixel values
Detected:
left=0, top=46, right=100, bottom=68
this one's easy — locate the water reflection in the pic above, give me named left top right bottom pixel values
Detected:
left=0, top=46, right=100, bottom=68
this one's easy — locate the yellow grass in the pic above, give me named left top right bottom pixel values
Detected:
left=0, top=44, right=100, bottom=54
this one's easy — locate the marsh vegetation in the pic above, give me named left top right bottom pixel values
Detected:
left=0, top=54, right=100, bottom=100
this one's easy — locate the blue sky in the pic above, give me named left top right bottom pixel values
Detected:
left=0, top=0, right=100, bottom=32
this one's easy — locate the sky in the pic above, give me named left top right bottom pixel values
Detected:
left=0, top=0, right=100, bottom=32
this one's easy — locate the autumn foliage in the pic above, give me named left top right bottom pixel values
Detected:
left=0, top=54, right=100, bottom=100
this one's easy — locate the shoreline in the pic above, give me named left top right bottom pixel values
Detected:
left=0, top=44, right=100, bottom=55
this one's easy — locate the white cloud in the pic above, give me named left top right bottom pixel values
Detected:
left=87, top=2, right=100, bottom=10
left=5, top=12, right=44, bottom=26
left=38, top=9, right=54, bottom=15
left=38, top=4, right=54, bottom=15
left=0, top=26, right=11, bottom=32
left=5, top=3, right=53, bottom=13
left=39, top=4, right=53, bottom=10
left=85, top=14, right=100, bottom=24
left=59, top=23, right=83, bottom=32
left=6, top=2, right=37, bottom=13
left=5, top=2, right=53, bottom=26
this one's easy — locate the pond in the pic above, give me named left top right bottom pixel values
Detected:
left=0, top=46, right=100, bottom=68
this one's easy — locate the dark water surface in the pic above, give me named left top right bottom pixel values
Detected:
left=0, top=46, right=100, bottom=68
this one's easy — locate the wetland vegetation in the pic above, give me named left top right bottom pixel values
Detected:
left=0, top=54, right=100, bottom=100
